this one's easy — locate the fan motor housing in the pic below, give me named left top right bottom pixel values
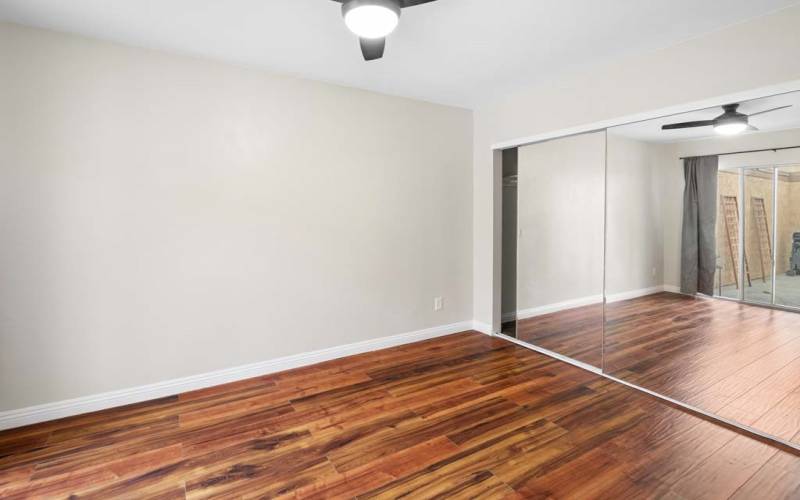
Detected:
left=716, top=104, right=748, bottom=127
left=342, top=0, right=402, bottom=18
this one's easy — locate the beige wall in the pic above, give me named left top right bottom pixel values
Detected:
left=0, top=23, right=473, bottom=410
left=475, top=5, right=800, bottom=326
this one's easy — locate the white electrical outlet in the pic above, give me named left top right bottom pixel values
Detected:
left=652, top=267, right=657, bottom=277
left=434, top=297, right=444, bottom=311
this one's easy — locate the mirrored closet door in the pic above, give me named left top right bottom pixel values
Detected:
left=603, top=90, right=800, bottom=448
left=501, top=90, right=800, bottom=448
left=513, top=131, right=605, bottom=369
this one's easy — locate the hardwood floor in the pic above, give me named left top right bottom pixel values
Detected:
left=605, top=292, right=800, bottom=447
left=516, top=304, right=603, bottom=367
left=1, top=331, right=799, bottom=498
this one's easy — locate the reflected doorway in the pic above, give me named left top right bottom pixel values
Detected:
left=501, top=148, right=518, bottom=338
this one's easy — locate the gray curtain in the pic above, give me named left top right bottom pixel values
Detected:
left=681, top=156, right=719, bottom=295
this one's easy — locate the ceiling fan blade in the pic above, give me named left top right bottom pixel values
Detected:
left=747, top=125, right=759, bottom=131
left=360, top=37, right=385, bottom=61
left=747, top=105, right=792, bottom=117
left=332, top=0, right=435, bottom=6
left=661, top=120, right=715, bottom=130
left=401, top=0, right=438, bottom=6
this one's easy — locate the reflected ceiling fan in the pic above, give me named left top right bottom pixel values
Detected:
left=331, top=0, right=439, bottom=61
left=661, top=103, right=792, bottom=135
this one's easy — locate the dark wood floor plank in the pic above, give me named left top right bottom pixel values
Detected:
left=669, top=434, right=779, bottom=499
left=533, top=292, right=800, bottom=448
left=730, top=462, right=800, bottom=500
left=0, top=331, right=798, bottom=498
left=517, top=303, right=604, bottom=367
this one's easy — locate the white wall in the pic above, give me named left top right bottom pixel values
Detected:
left=474, top=5, right=800, bottom=327
left=516, top=132, right=605, bottom=310
left=658, top=147, right=686, bottom=290
left=0, top=23, right=473, bottom=411
left=672, top=128, right=800, bottom=166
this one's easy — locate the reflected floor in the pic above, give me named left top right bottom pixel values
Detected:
left=718, top=273, right=800, bottom=308
left=605, top=292, right=800, bottom=445
left=516, top=304, right=603, bottom=368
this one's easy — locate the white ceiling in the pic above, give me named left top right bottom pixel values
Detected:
left=0, top=0, right=798, bottom=108
left=611, top=91, right=800, bottom=143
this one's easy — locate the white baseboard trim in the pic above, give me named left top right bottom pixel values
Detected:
left=0, top=320, right=474, bottom=431
left=516, top=294, right=604, bottom=320
left=503, top=285, right=684, bottom=323
left=472, top=320, right=493, bottom=335
left=605, top=285, right=666, bottom=303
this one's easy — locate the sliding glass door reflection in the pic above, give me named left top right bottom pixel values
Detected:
left=716, top=165, right=800, bottom=310
left=743, top=168, right=775, bottom=305
left=775, top=165, right=800, bottom=309
left=716, top=169, right=742, bottom=299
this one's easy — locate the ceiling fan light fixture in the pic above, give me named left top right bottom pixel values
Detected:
left=342, top=0, right=401, bottom=39
left=661, top=102, right=791, bottom=135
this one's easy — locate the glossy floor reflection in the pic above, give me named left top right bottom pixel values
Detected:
left=516, top=304, right=604, bottom=368
left=605, top=292, right=800, bottom=445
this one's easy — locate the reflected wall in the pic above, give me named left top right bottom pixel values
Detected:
left=514, top=131, right=605, bottom=368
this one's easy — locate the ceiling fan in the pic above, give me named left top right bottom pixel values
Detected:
left=661, top=103, right=792, bottom=135
left=331, top=0, right=439, bottom=61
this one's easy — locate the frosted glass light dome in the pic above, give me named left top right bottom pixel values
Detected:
left=342, top=0, right=401, bottom=39
left=714, top=122, right=748, bottom=135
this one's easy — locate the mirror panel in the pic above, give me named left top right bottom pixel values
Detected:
left=604, top=90, right=800, bottom=447
left=603, top=131, right=673, bottom=376
left=515, top=131, right=605, bottom=368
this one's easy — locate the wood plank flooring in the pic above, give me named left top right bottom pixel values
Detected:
left=605, top=292, right=800, bottom=447
left=516, top=304, right=604, bottom=367
left=517, top=292, right=800, bottom=448
left=1, top=331, right=799, bottom=498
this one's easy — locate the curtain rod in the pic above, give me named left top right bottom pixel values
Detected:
left=680, top=145, right=800, bottom=160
